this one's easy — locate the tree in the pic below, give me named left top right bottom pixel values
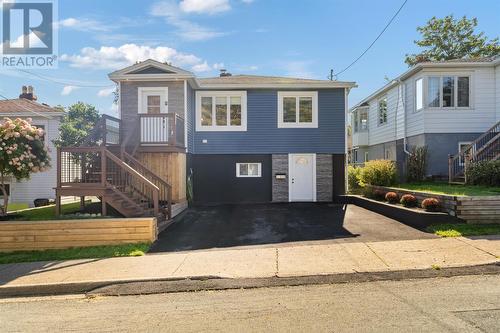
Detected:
left=405, top=15, right=500, bottom=66
left=53, top=102, right=100, bottom=147
left=0, top=118, right=51, bottom=215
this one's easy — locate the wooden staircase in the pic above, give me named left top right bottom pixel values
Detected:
left=55, top=115, right=172, bottom=221
left=449, top=120, right=500, bottom=184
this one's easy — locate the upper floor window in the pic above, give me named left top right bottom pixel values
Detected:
left=427, top=75, right=470, bottom=108
left=353, top=109, right=368, bottom=133
left=196, top=91, right=247, bottom=131
left=415, top=78, right=423, bottom=111
left=278, top=91, right=318, bottom=128
left=378, top=96, right=387, bottom=125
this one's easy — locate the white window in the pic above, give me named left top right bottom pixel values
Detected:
left=458, top=142, right=472, bottom=166
left=378, top=96, right=387, bottom=125
left=236, top=163, right=262, bottom=177
left=278, top=91, right=318, bottom=128
left=196, top=91, right=247, bottom=131
left=427, top=76, right=470, bottom=109
left=415, top=78, right=423, bottom=111
left=364, top=152, right=369, bottom=162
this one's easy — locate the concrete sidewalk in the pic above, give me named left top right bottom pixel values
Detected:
left=0, top=236, right=499, bottom=296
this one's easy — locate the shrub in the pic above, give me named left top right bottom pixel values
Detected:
left=407, top=146, right=428, bottom=182
left=466, top=160, right=500, bottom=187
left=421, top=198, right=441, bottom=212
left=359, top=160, right=397, bottom=186
left=400, top=194, right=418, bottom=208
left=362, top=187, right=375, bottom=199
left=373, top=189, right=386, bottom=201
left=385, top=191, right=399, bottom=204
left=347, top=165, right=363, bottom=192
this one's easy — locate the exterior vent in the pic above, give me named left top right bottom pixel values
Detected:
left=219, top=69, right=232, bottom=77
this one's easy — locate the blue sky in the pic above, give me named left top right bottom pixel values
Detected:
left=1, top=0, right=499, bottom=114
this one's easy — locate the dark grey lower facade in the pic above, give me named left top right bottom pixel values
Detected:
left=190, top=153, right=345, bottom=205
left=356, top=133, right=483, bottom=180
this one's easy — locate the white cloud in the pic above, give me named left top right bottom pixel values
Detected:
left=98, top=87, right=115, bottom=97
left=283, top=61, right=316, bottom=79
left=150, top=1, right=229, bottom=41
left=56, top=17, right=111, bottom=32
left=61, top=86, right=79, bottom=96
left=179, top=0, right=230, bottom=14
left=61, top=43, right=222, bottom=73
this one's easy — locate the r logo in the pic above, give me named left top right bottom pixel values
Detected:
left=2, top=1, right=53, bottom=54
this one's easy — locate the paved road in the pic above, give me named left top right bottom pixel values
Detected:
left=1, top=274, right=499, bottom=332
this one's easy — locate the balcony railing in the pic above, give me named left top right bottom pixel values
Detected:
left=139, top=113, right=185, bottom=147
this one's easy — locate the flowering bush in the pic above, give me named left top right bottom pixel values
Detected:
left=421, top=198, right=441, bottom=212
left=0, top=117, right=50, bottom=215
left=385, top=191, right=399, bottom=204
left=400, top=194, right=418, bottom=208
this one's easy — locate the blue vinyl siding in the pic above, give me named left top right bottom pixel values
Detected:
left=190, top=89, right=345, bottom=154
left=186, top=84, right=195, bottom=152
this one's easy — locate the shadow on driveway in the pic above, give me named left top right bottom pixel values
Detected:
left=150, top=203, right=357, bottom=253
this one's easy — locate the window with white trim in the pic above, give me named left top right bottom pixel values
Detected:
left=236, top=163, right=261, bottom=177
left=427, top=75, right=470, bottom=108
left=415, top=78, right=423, bottom=111
left=378, top=96, right=387, bottom=125
left=364, top=152, right=369, bottom=162
left=458, top=142, right=472, bottom=166
left=196, top=91, right=247, bottom=131
left=278, top=91, right=318, bottom=128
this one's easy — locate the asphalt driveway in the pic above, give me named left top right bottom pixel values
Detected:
left=149, top=203, right=436, bottom=253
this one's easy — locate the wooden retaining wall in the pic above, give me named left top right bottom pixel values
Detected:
left=456, top=197, right=500, bottom=224
left=0, top=218, right=157, bottom=252
left=367, top=185, right=500, bottom=224
left=367, top=185, right=458, bottom=215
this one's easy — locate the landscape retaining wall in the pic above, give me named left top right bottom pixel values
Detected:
left=0, top=217, right=157, bottom=252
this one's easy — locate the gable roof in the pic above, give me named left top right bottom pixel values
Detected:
left=0, top=99, right=63, bottom=116
left=109, top=59, right=195, bottom=81
left=350, top=56, right=500, bottom=111
left=197, top=74, right=356, bottom=89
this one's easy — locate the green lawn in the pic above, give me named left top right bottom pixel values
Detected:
left=7, top=202, right=84, bottom=221
left=427, top=223, right=500, bottom=237
left=6, top=203, right=30, bottom=212
left=394, top=182, right=500, bottom=197
left=0, top=243, right=150, bottom=264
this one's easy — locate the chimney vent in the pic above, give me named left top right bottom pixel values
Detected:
left=19, top=85, right=37, bottom=101
left=219, top=69, right=232, bottom=77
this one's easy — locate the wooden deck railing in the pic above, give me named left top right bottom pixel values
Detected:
left=57, top=146, right=161, bottom=216
left=449, top=120, right=500, bottom=183
left=139, top=113, right=185, bottom=147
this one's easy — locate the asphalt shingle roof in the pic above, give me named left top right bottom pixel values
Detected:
left=0, top=99, right=61, bottom=114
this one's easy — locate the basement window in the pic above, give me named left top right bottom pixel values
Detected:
left=236, top=163, right=262, bottom=178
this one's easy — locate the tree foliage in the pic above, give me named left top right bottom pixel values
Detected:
left=0, top=118, right=51, bottom=215
left=53, top=102, right=100, bottom=147
left=405, top=15, right=500, bottom=66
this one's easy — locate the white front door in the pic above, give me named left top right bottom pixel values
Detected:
left=139, top=87, right=168, bottom=143
left=289, top=154, right=316, bottom=202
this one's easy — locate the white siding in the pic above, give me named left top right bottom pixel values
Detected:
left=9, top=116, right=61, bottom=206
left=367, top=85, right=400, bottom=146
left=496, top=64, right=500, bottom=122
left=423, top=67, right=497, bottom=133
left=404, top=75, right=425, bottom=137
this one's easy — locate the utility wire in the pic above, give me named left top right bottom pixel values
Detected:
left=334, top=0, right=409, bottom=78
left=15, top=69, right=114, bottom=88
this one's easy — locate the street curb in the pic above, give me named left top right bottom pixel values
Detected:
left=1, top=263, right=498, bottom=298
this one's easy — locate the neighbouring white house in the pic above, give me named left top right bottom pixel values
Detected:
left=0, top=86, right=64, bottom=208
left=349, top=56, right=500, bottom=181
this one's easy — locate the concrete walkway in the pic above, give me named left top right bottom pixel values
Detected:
left=0, top=236, right=499, bottom=296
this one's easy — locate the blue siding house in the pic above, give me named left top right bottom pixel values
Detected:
left=109, top=60, right=356, bottom=206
